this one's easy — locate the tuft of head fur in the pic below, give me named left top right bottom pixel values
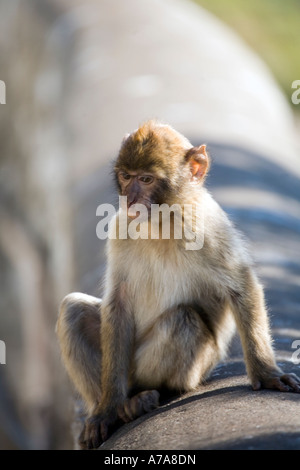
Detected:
left=115, top=120, right=192, bottom=179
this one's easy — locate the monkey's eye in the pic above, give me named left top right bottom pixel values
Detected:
left=120, top=172, right=131, bottom=181
left=139, top=175, right=154, bottom=184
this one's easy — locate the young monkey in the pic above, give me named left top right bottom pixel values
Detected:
left=56, top=120, right=300, bottom=449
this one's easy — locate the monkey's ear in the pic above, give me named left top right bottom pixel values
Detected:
left=122, top=132, right=130, bottom=143
left=185, top=145, right=210, bottom=182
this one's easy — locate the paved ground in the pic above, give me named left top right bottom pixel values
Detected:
left=59, top=0, right=300, bottom=450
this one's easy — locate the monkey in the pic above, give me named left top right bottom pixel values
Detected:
left=56, top=120, right=300, bottom=449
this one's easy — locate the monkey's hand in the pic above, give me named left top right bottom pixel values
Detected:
left=252, top=372, right=300, bottom=393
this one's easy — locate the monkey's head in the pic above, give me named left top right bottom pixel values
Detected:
left=114, top=120, right=210, bottom=219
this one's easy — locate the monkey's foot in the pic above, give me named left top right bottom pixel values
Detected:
left=252, top=372, right=300, bottom=393
left=79, top=409, right=120, bottom=449
left=118, top=390, right=160, bottom=423
left=79, top=390, right=160, bottom=449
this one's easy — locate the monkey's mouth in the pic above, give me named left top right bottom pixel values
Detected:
left=127, top=201, right=150, bottom=220
left=127, top=198, right=137, bottom=208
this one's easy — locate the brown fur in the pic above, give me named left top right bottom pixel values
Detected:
left=56, top=120, right=300, bottom=449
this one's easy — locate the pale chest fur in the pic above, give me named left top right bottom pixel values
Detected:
left=114, top=237, right=211, bottom=335
left=106, top=194, right=246, bottom=337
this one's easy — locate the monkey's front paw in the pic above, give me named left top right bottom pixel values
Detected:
left=252, top=372, right=300, bottom=393
left=79, top=410, right=118, bottom=449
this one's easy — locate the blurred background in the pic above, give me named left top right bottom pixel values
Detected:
left=0, top=0, right=299, bottom=450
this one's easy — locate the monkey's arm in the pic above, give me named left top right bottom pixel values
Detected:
left=82, top=279, right=135, bottom=449
left=231, top=268, right=300, bottom=393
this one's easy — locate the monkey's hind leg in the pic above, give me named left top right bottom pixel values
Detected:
left=134, top=304, right=226, bottom=393
left=56, top=293, right=102, bottom=414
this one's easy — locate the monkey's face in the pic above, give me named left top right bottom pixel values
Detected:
left=114, top=121, right=210, bottom=219
left=117, top=170, right=164, bottom=219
